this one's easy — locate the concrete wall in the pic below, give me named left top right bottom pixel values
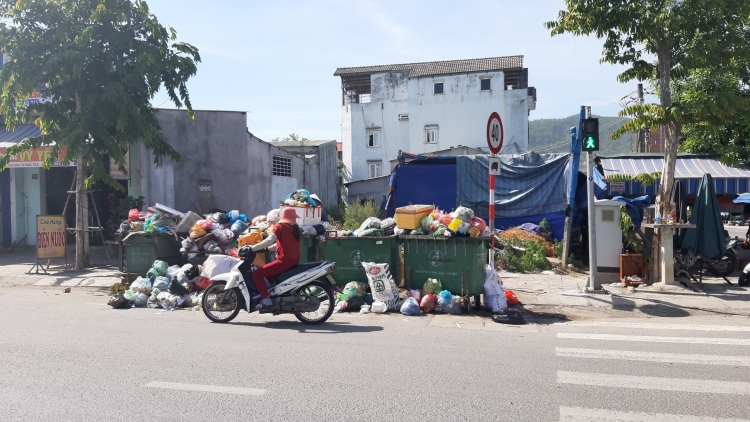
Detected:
left=140, top=110, right=305, bottom=219
left=342, top=70, right=533, bottom=182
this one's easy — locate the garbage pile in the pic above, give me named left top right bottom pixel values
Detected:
left=121, top=203, right=186, bottom=235
left=107, top=255, right=241, bottom=311
left=334, top=206, right=488, bottom=239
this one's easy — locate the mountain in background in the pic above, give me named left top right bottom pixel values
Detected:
left=529, top=115, right=635, bottom=155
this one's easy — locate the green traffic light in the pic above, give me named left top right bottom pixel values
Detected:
left=585, top=136, right=597, bottom=149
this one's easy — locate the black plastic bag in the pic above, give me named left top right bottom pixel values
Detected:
left=108, top=292, right=130, bottom=309
left=168, top=278, right=190, bottom=296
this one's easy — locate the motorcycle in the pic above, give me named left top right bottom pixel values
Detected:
left=706, top=232, right=738, bottom=277
left=201, top=249, right=336, bottom=325
left=739, top=263, right=750, bottom=287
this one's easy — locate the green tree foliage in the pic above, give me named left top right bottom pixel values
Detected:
left=547, top=0, right=750, bottom=211
left=673, top=68, right=750, bottom=166
left=530, top=115, right=634, bottom=154
left=0, top=0, right=200, bottom=187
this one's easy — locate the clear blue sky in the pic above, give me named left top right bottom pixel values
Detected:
left=149, top=0, right=657, bottom=142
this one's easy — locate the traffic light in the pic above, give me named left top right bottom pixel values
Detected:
left=581, top=117, right=600, bottom=152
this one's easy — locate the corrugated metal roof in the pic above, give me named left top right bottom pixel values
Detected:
left=601, top=156, right=750, bottom=179
left=334, top=55, right=524, bottom=78
left=271, top=139, right=336, bottom=148
left=0, top=124, right=42, bottom=148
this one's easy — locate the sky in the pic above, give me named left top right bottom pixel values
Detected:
left=148, top=0, right=658, bottom=142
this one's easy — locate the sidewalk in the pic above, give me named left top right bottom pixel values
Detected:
left=0, top=246, right=121, bottom=289
left=502, top=269, right=750, bottom=318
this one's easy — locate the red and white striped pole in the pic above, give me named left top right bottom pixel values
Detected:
left=489, top=154, right=495, bottom=266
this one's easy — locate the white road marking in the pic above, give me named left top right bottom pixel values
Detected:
left=145, top=381, right=266, bottom=395
left=556, top=347, right=750, bottom=366
left=559, top=406, right=750, bottom=422
left=557, top=332, right=750, bottom=345
left=570, top=321, right=750, bottom=332
left=557, top=371, right=750, bottom=395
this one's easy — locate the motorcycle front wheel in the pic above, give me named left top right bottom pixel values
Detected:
left=707, top=252, right=737, bottom=277
left=294, top=280, right=335, bottom=325
left=202, top=281, right=242, bottom=323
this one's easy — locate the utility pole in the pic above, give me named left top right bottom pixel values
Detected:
left=636, top=83, right=644, bottom=152
left=583, top=106, right=600, bottom=291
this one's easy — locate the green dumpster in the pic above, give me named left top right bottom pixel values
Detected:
left=266, top=235, right=320, bottom=264
left=402, top=236, right=489, bottom=296
left=320, top=235, right=401, bottom=286
left=121, top=233, right=182, bottom=275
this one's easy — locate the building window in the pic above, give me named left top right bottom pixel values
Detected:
left=367, top=129, right=381, bottom=147
left=425, top=125, right=438, bottom=144
left=368, top=161, right=382, bottom=178
left=480, top=77, right=491, bottom=91
left=433, top=82, right=444, bottom=95
left=272, top=155, right=292, bottom=177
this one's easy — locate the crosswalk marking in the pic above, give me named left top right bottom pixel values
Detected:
left=557, top=371, right=750, bottom=395
left=559, top=406, right=750, bottom=422
left=556, top=347, right=750, bottom=366
left=557, top=332, right=750, bottom=345
left=570, top=321, right=750, bottom=332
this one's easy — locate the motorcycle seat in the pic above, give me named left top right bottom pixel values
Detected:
left=275, top=262, right=325, bottom=283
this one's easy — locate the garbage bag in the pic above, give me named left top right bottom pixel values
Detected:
left=194, top=277, right=211, bottom=291
left=484, top=265, right=507, bottom=313
left=451, top=206, right=474, bottom=221
left=420, top=293, right=436, bottom=313
left=144, top=211, right=170, bottom=233
left=238, top=231, right=263, bottom=247
left=358, top=217, right=381, bottom=231
left=408, top=289, right=421, bottom=301
left=137, top=279, right=153, bottom=295
left=340, top=281, right=366, bottom=301
left=421, top=215, right=434, bottom=232
left=450, top=296, right=463, bottom=314
left=153, top=276, right=169, bottom=291
left=505, top=290, right=519, bottom=307
left=197, top=219, right=214, bottom=231
left=134, top=292, right=150, bottom=307
left=168, top=278, right=189, bottom=296
left=266, top=209, right=281, bottom=224
left=400, top=297, right=422, bottom=316
left=209, top=212, right=230, bottom=225
left=190, top=225, right=206, bottom=239
left=201, top=255, right=240, bottom=279
left=166, top=265, right=181, bottom=280
left=108, top=292, right=130, bottom=309
left=362, top=262, right=399, bottom=311
left=436, top=290, right=453, bottom=313
left=147, top=292, right=161, bottom=308
left=231, top=220, right=249, bottom=236
left=128, top=208, right=141, bottom=222
left=470, top=217, right=487, bottom=233
left=147, top=260, right=168, bottom=279
left=183, top=264, right=200, bottom=280
left=212, top=228, right=233, bottom=244
left=422, top=278, right=442, bottom=296
left=203, top=240, right=223, bottom=254
left=157, top=291, right=179, bottom=311
left=123, top=289, right=138, bottom=302
left=371, top=301, right=388, bottom=314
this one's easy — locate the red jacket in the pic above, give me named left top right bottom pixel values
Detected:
left=271, top=223, right=300, bottom=264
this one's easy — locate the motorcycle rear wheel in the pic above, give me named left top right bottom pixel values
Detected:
left=202, top=281, right=242, bottom=323
left=707, top=252, right=737, bottom=277
left=294, top=280, right=335, bottom=325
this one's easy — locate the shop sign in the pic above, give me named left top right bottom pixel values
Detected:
left=0, top=146, right=74, bottom=168
left=109, top=150, right=130, bottom=179
left=609, top=181, right=626, bottom=194
left=36, top=215, right=66, bottom=259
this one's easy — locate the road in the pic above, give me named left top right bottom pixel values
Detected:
left=1, top=287, right=749, bottom=421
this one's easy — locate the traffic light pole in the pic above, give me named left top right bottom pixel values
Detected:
left=584, top=107, right=600, bottom=291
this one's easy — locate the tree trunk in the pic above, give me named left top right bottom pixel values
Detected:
left=651, top=49, right=681, bottom=282
left=74, top=91, right=87, bottom=270
left=75, top=153, right=87, bottom=270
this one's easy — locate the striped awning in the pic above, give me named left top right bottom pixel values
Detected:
left=601, top=156, right=750, bottom=179
left=0, top=124, right=42, bottom=148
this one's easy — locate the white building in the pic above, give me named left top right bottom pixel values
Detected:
left=334, top=55, right=536, bottom=183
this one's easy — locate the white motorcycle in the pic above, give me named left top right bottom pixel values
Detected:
left=201, top=249, right=336, bottom=325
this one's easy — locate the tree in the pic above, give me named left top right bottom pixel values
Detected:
left=673, top=67, right=750, bottom=165
left=547, top=0, right=750, bottom=280
left=272, top=133, right=309, bottom=144
left=0, top=0, right=200, bottom=269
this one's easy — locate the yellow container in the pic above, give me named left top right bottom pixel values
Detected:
left=395, top=205, right=434, bottom=230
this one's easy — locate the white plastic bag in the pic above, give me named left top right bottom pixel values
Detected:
left=201, top=255, right=240, bottom=279
left=166, top=265, right=181, bottom=280
left=483, top=265, right=507, bottom=313
left=371, top=301, right=388, bottom=313
left=362, top=262, right=400, bottom=311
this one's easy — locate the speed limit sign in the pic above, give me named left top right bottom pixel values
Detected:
left=486, top=112, right=504, bottom=154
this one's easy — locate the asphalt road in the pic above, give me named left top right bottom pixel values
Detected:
left=1, top=287, right=750, bottom=421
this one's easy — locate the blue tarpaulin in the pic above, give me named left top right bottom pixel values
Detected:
left=612, top=195, right=651, bottom=229
left=386, top=152, right=570, bottom=240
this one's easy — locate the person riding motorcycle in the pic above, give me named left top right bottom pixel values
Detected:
left=242, top=208, right=301, bottom=310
